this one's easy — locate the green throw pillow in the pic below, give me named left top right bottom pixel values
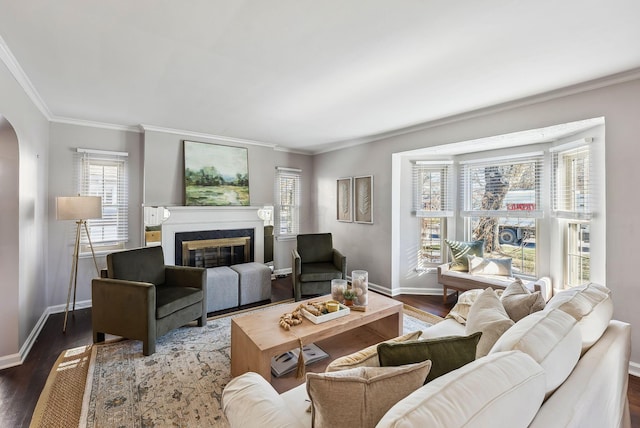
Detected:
left=445, top=239, right=484, bottom=271
left=377, top=332, right=482, bottom=383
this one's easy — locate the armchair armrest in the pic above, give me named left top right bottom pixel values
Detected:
left=332, top=249, right=346, bottom=278
left=91, top=278, right=156, bottom=343
left=292, top=249, right=302, bottom=301
left=165, top=265, right=206, bottom=290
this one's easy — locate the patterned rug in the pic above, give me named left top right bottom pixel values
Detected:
left=34, top=305, right=440, bottom=428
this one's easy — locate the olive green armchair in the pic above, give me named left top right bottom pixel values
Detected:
left=91, top=246, right=207, bottom=355
left=292, top=233, right=346, bottom=301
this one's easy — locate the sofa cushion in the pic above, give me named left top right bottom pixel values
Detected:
left=465, top=288, right=514, bottom=357
left=325, top=331, right=422, bottom=372
left=299, top=262, right=343, bottom=282
left=155, top=286, right=203, bottom=318
left=445, top=239, right=484, bottom=271
left=377, top=351, right=546, bottom=428
left=467, top=255, right=513, bottom=276
left=306, top=361, right=432, bottom=428
left=544, top=283, right=613, bottom=354
left=490, top=308, right=581, bottom=397
left=501, top=278, right=546, bottom=322
left=377, top=333, right=481, bottom=383
left=222, top=372, right=305, bottom=428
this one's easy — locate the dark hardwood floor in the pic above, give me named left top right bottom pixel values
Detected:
left=1, top=275, right=638, bottom=427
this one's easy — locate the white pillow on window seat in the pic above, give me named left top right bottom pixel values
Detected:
left=467, top=255, right=513, bottom=276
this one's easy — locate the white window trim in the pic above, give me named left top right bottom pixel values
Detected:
left=274, top=166, right=301, bottom=238
left=76, top=148, right=129, bottom=253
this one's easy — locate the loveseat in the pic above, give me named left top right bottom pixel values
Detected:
left=221, top=282, right=631, bottom=427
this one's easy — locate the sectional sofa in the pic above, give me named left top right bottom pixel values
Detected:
left=221, top=282, right=630, bottom=427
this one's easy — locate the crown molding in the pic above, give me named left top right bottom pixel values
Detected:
left=140, top=124, right=277, bottom=149
left=314, top=67, right=640, bottom=154
left=51, top=116, right=141, bottom=133
left=0, top=34, right=52, bottom=120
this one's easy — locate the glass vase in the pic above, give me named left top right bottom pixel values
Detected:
left=351, top=270, right=368, bottom=306
left=331, top=279, right=348, bottom=304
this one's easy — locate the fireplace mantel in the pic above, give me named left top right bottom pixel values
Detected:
left=161, top=206, right=265, bottom=266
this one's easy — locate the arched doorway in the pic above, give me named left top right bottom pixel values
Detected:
left=0, top=114, right=20, bottom=358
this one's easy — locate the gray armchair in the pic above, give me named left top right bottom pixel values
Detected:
left=91, top=246, right=207, bottom=355
left=292, top=233, right=346, bottom=301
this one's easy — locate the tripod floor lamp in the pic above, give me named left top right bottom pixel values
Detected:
left=56, top=196, right=102, bottom=333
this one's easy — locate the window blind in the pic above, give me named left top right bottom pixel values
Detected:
left=75, top=148, right=129, bottom=247
left=274, top=167, right=301, bottom=236
left=412, top=161, right=453, bottom=218
left=551, top=141, right=591, bottom=220
left=460, top=154, right=543, bottom=219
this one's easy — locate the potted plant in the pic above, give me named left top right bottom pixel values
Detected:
left=343, top=288, right=357, bottom=307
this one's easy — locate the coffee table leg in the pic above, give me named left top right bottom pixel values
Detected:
left=231, top=321, right=273, bottom=382
left=363, top=311, right=403, bottom=339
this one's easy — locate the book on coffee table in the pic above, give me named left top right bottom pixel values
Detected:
left=270, top=343, right=329, bottom=377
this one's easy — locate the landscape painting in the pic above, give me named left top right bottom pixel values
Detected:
left=184, top=141, right=250, bottom=206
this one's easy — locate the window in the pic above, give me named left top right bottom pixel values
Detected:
left=413, top=161, right=453, bottom=267
left=552, top=141, right=592, bottom=285
left=76, top=148, right=129, bottom=252
left=461, top=154, right=543, bottom=276
left=567, top=222, right=590, bottom=286
left=274, top=167, right=301, bottom=236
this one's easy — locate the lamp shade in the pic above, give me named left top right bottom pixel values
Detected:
left=56, top=196, right=103, bottom=220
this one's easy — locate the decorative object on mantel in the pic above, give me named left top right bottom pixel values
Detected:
left=183, top=140, right=249, bottom=206
left=354, top=175, right=373, bottom=224
left=336, top=177, right=353, bottom=222
left=56, top=195, right=102, bottom=333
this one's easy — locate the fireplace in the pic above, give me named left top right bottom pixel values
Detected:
left=160, top=206, right=265, bottom=267
left=175, top=229, right=254, bottom=267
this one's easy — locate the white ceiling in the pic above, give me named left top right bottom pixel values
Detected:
left=1, top=0, right=639, bottom=153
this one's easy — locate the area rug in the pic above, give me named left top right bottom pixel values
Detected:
left=32, top=304, right=441, bottom=428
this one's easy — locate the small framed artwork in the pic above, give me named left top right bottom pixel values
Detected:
left=354, top=175, right=373, bottom=224
left=337, top=177, right=353, bottom=222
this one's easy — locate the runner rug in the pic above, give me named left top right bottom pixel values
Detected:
left=31, top=305, right=442, bottom=428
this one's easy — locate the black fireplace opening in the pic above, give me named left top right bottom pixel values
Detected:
left=175, top=228, right=255, bottom=267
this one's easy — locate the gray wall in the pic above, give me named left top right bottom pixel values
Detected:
left=0, top=59, right=49, bottom=363
left=313, top=76, right=640, bottom=365
left=47, top=123, right=144, bottom=310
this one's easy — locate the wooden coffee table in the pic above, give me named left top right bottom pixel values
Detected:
left=230, top=292, right=403, bottom=382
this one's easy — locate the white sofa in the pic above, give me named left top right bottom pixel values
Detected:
left=222, top=283, right=631, bottom=428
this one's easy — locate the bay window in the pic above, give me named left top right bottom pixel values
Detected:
left=460, top=154, right=543, bottom=277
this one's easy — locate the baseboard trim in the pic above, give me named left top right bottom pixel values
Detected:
left=0, top=299, right=94, bottom=370
left=629, top=361, right=640, bottom=378
left=273, top=268, right=292, bottom=276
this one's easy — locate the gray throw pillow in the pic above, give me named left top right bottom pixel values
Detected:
left=445, top=239, right=484, bottom=271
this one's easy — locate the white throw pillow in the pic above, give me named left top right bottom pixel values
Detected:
left=377, top=351, right=545, bottom=428
left=490, top=308, right=581, bottom=397
left=465, top=287, right=514, bottom=358
left=446, top=288, right=504, bottom=325
left=467, top=255, right=513, bottom=276
left=544, top=283, right=613, bottom=354
left=306, top=361, right=432, bottom=428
